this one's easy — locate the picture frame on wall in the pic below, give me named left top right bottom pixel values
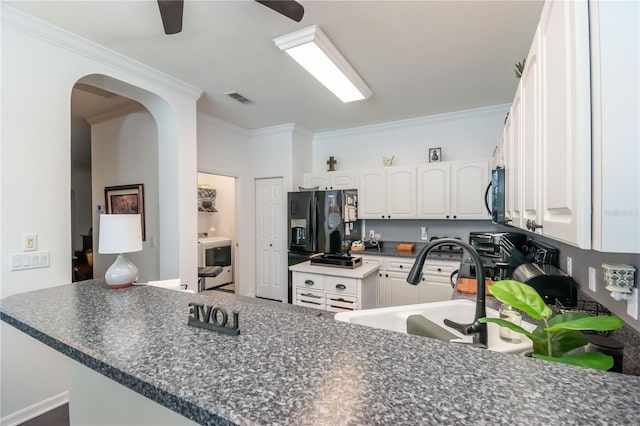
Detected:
left=428, top=147, right=442, bottom=163
left=104, top=184, right=145, bottom=241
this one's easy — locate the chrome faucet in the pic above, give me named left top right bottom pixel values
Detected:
left=406, top=238, right=488, bottom=347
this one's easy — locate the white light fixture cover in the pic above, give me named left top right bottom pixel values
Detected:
left=98, top=214, right=143, bottom=288
left=274, top=25, right=372, bottom=103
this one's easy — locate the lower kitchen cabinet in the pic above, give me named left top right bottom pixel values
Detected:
left=363, top=255, right=459, bottom=308
left=289, top=262, right=380, bottom=312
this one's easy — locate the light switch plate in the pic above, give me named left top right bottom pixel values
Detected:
left=588, top=266, right=596, bottom=291
left=23, top=233, right=37, bottom=252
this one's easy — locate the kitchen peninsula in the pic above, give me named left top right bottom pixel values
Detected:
left=2, top=280, right=639, bottom=425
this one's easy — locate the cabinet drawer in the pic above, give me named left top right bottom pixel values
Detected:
left=296, top=288, right=326, bottom=309
left=324, top=276, right=357, bottom=295
left=293, top=272, right=324, bottom=291
left=326, top=293, right=357, bottom=312
left=385, top=259, right=415, bottom=272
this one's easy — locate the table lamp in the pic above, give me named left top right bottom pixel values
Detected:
left=98, top=214, right=143, bottom=288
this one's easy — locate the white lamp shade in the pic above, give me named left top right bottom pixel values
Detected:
left=98, top=214, right=143, bottom=254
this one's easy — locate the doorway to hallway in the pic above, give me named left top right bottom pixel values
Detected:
left=198, top=172, right=237, bottom=294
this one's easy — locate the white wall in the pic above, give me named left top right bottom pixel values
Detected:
left=91, top=111, right=160, bottom=283
left=1, top=6, right=200, bottom=422
left=312, top=104, right=509, bottom=170
left=197, top=173, right=236, bottom=242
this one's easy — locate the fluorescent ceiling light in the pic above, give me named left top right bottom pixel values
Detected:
left=274, top=25, right=372, bottom=103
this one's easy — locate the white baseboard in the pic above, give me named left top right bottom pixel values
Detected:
left=0, top=391, right=68, bottom=426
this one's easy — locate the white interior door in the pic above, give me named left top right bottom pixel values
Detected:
left=255, top=177, right=285, bottom=301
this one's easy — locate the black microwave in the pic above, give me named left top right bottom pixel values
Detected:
left=484, top=168, right=507, bottom=225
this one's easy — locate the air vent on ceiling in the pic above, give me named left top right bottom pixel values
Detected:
left=224, top=91, right=254, bottom=105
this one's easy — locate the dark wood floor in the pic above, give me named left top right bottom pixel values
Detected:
left=19, top=404, right=69, bottom=426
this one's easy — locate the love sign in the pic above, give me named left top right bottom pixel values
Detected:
left=187, top=303, right=240, bottom=336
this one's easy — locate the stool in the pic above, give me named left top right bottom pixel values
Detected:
left=198, top=266, right=224, bottom=292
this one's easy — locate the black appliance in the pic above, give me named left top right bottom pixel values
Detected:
left=512, top=263, right=578, bottom=307
left=469, top=232, right=526, bottom=258
left=484, top=167, right=507, bottom=225
left=522, top=239, right=560, bottom=267
left=287, top=189, right=359, bottom=254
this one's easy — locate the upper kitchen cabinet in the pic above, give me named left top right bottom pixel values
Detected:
left=590, top=0, right=640, bottom=253
left=359, top=166, right=416, bottom=219
left=303, top=171, right=358, bottom=190
left=537, top=0, right=591, bottom=248
left=417, top=160, right=490, bottom=220
left=501, top=0, right=591, bottom=249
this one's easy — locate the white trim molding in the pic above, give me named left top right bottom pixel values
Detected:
left=0, top=391, right=69, bottom=426
left=1, top=3, right=202, bottom=101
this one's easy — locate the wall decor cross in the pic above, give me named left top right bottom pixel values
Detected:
left=326, top=156, right=337, bottom=171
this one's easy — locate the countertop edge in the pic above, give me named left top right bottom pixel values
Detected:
left=0, top=311, right=233, bottom=426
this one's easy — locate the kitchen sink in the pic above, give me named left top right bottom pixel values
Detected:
left=334, top=299, right=535, bottom=354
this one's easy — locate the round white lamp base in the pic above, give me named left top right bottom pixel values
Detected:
left=105, top=254, right=139, bottom=289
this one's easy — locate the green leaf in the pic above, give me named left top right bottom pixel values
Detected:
left=479, top=318, right=547, bottom=348
left=533, top=352, right=614, bottom=371
left=548, top=330, right=589, bottom=357
left=546, top=315, right=625, bottom=332
left=487, top=280, right=552, bottom=320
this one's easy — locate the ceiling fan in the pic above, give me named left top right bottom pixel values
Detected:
left=156, top=0, right=304, bottom=35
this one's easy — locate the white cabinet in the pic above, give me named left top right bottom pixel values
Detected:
left=290, top=262, right=379, bottom=312
left=537, top=0, right=591, bottom=248
left=416, top=163, right=450, bottom=219
left=417, top=160, right=490, bottom=220
left=590, top=0, right=640, bottom=253
left=362, top=255, right=458, bottom=308
left=359, top=166, right=416, bottom=219
left=520, top=28, right=541, bottom=232
left=420, top=259, right=458, bottom=303
left=303, top=171, right=358, bottom=190
left=501, top=0, right=592, bottom=249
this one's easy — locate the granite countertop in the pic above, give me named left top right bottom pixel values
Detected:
left=289, top=260, right=380, bottom=278
left=2, top=280, right=640, bottom=425
left=354, top=241, right=463, bottom=261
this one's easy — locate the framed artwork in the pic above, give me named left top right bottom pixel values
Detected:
left=104, top=184, right=145, bottom=240
left=429, top=147, right=442, bottom=163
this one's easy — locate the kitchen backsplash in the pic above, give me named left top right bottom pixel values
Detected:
left=362, top=219, right=510, bottom=243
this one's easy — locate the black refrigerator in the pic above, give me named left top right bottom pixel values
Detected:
left=288, top=189, right=359, bottom=255
left=287, top=189, right=360, bottom=302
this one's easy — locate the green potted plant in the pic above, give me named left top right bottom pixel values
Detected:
left=479, top=280, right=625, bottom=370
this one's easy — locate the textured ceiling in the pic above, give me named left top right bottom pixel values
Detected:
left=8, top=0, right=543, bottom=133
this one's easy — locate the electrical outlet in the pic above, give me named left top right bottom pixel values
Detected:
left=566, top=257, right=572, bottom=276
left=588, top=266, right=596, bottom=291
left=420, top=226, right=428, bottom=240
left=374, top=233, right=382, bottom=240
left=627, top=289, right=639, bottom=320
left=369, top=229, right=375, bottom=239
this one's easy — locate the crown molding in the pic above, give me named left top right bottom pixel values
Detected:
left=314, top=104, right=510, bottom=141
left=85, top=103, right=147, bottom=125
left=249, top=123, right=297, bottom=138
left=1, top=4, right=202, bottom=101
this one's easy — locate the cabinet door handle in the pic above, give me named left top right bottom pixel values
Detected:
left=304, top=280, right=315, bottom=286
left=453, top=215, right=457, bottom=219
left=387, top=215, right=391, bottom=219
left=381, top=215, right=385, bottom=219
left=385, top=273, right=389, bottom=277
left=446, top=215, right=450, bottom=219
left=399, top=265, right=403, bottom=269
left=335, top=284, right=346, bottom=290
left=437, top=268, right=442, bottom=272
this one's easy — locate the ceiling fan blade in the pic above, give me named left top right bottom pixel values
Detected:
left=157, top=0, right=184, bottom=34
left=255, top=1, right=304, bottom=22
